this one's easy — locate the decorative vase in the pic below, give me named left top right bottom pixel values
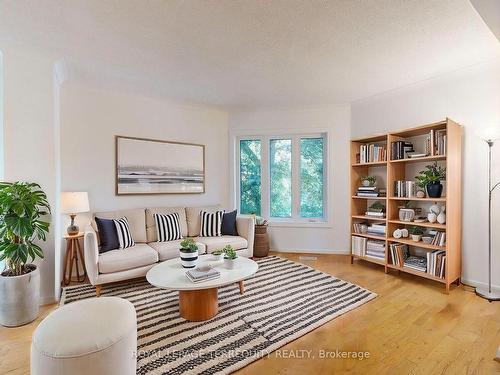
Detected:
left=254, top=225, right=270, bottom=257
left=399, top=208, right=415, bottom=222
left=0, top=265, right=40, bottom=327
left=437, top=211, right=446, bottom=224
left=401, top=229, right=409, bottom=238
left=411, top=234, right=422, bottom=242
left=428, top=212, right=437, bottom=223
left=224, top=257, right=238, bottom=269
left=426, top=182, right=443, bottom=198
left=180, top=249, right=198, bottom=268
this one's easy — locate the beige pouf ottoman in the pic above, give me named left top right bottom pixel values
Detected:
left=31, top=297, right=137, bottom=375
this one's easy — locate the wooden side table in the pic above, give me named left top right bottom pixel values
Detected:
left=62, top=233, right=86, bottom=286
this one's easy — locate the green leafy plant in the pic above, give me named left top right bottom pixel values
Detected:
left=223, top=245, right=237, bottom=260
left=415, top=163, right=446, bottom=188
left=361, top=176, right=377, bottom=186
left=408, top=226, right=424, bottom=236
left=369, top=201, right=385, bottom=212
left=180, top=238, right=198, bottom=253
left=212, top=249, right=224, bottom=256
left=0, top=182, right=50, bottom=276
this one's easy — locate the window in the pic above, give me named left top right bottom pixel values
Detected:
left=237, top=134, right=327, bottom=223
left=239, top=139, right=261, bottom=215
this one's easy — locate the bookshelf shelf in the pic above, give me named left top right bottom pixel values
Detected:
left=387, top=237, right=446, bottom=251
left=351, top=232, right=386, bottom=240
left=388, top=220, right=446, bottom=229
left=389, top=155, right=446, bottom=164
left=350, top=118, right=462, bottom=293
left=389, top=197, right=446, bottom=202
left=352, top=215, right=387, bottom=221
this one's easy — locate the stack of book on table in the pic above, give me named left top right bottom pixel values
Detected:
left=186, top=267, right=221, bottom=283
left=389, top=243, right=409, bottom=267
left=427, top=250, right=446, bottom=278
left=367, top=223, right=386, bottom=237
left=356, top=186, right=387, bottom=198
left=403, top=255, right=427, bottom=273
left=365, top=240, right=385, bottom=261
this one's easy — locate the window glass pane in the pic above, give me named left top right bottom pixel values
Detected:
left=300, top=138, right=324, bottom=218
left=240, top=140, right=261, bottom=215
left=270, top=139, right=292, bottom=218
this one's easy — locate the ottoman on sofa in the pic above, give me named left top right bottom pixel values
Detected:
left=31, top=297, right=137, bottom=375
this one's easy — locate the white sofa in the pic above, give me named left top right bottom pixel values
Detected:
left=84, top=205, right=254, bottom=295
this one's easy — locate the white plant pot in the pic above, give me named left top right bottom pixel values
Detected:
left=180, top=250, right=198, bottom=268
left=224, top=257, right=238, bottom=269
left=0, top=265, right=40, bottom=327
left=212, top=253, right=224, bottom=262
left=411, top=234, right=422, bottom=242
left=362, top=180, right=371, bottom=187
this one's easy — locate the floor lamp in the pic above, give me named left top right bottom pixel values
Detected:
left=476, top=130, right=500, bottom=301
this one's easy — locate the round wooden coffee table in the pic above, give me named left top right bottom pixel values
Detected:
left=146, top=254, right=258, bottom=321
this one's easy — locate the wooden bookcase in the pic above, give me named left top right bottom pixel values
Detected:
left=350, top=118, right=462, bottom=293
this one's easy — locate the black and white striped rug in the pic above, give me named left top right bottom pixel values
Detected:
left=61, top=256, right=376, bottom=374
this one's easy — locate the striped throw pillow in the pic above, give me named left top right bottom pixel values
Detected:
left=200, top=210, right=224, bottom=237
left=153, top=212, right=183, bottom=242
left=113, top=217, right=135, bottom=249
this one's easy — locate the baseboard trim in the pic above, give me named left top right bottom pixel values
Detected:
left=461, top=278, right=500, bottom=293
left=39, top=295, right=57, bottom=306
left=271, top=249, right=350, bottom=255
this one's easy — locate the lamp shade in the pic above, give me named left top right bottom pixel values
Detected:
left=61, top=192, right=89, bottom=214
left=477, top=126, right=500, bottom=142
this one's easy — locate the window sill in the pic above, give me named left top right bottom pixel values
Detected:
left=268, top=220, right=332, bottom=229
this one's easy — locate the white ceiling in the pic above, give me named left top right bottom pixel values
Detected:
left=0, top=0, right=499, bottom=109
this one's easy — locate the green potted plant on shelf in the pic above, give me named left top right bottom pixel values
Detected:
left=179, top=238, right=198, bottom=268
left=212, top=248, right=225, bottom=262
left=360, top=176, right=377, bottom=187
left=415, top=162, right=446, bottom=198
left=408, top=226, right=424, bottom=242
left=0, top=182, right=50, bottom=327
left=223, top=245, right=238, bottom=269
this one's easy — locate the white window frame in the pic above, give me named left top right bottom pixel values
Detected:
left=233, top=130, right=330, bottom=227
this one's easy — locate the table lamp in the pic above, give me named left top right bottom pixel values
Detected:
left=61, top=192, right=90, bottom=236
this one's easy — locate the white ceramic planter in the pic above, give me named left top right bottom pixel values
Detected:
left=411, top=234, right=422, bottom=242
left=224, top=257, right=238, bottom=269
left=0, top=265, right=40, bottom=327
left=212, top=253, right=224, bottom=262
left=179, top=250, right=198, bottom=268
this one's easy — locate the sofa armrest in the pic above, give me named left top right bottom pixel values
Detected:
left=84, top=225, right=99, bottom=285
left=236, top=216, right=255, bottom=257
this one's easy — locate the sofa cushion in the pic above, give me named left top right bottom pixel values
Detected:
left=221, top=210, right=238, bottom=236
left=146, top=207, right=187, bottom=242
left=98, top=244, right=158, bottom=274
left=186, top=205, right=220, bottom=237
left=148, top=240, right=206, bottom=261
left=94, top=217, right=120, bottom=253
left=93, top=208, right=147, bottom=243
left=195, top=236, right=248, bottom=253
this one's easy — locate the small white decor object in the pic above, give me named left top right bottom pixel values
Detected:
left=429, top=204, right=441, bottom=215
left=399, top=208, right=415, bottom=222
left=437, top=206, right=446, bottom=224
left=393, top=229, right=402, bottom=239
left=416, top=190, right=426, bottom=198
left=428, top=212, right=437, bottom=223
left=422, top=236, right=433, bottom=244
left=411, top=234, right=422, bottom=242
left=401, top=228, right=409, bottom=238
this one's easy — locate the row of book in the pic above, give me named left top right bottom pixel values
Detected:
left=425, top=129, right=447, bottom=156
left=394, top=180, right=418, bottom=198
left=185, top=267, right=220, bottom=283
left=430, top=230, right=446, bottom=246
left=352, top=223, right=386, bottom=237
left=427, top=250, right=446, bottom=278
left=388, top=243, right=410, bottom=267
left=356, top=186, right=387, bottom=198
left=351, top=236, right=386, bottom=261
left=357, top=143, right=387, bottom=164
left=391, top=141, right=414, bottom=160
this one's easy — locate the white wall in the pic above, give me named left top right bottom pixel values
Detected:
left=229, top=106, right=351, bottom=253
left=60, top=83, right=229, bottom=215
left=2, top=48, right=58, bottom=304
left=351, top=60, right=500, bottom=290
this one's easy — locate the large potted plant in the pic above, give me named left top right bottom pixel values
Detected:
left=0, top=182, right=50, bottom=327
left=415, top=163, right=446, bottom=198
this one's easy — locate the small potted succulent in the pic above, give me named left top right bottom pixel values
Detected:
left=179, top=238, right=198, bottom=268
left=415, top=162, right=446, bottom=198
left=223, top=245, right=238, bottom=269
left=360, top=176, right=377, bottom=187
left=211, top=249, right=225, bottom=262
left=408, top=226, right=424, bottom=242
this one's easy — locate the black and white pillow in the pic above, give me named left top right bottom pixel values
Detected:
left=153, top=212, right=182, bottom=242
left=200, top=210, right=224, bottom=237
left=113, top=217, right=135, bottom=249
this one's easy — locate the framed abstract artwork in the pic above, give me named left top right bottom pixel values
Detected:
left=115, top=136, right=205, bottom=195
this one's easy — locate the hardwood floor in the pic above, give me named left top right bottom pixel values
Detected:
left=1, top=253, right=500, bottom=375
